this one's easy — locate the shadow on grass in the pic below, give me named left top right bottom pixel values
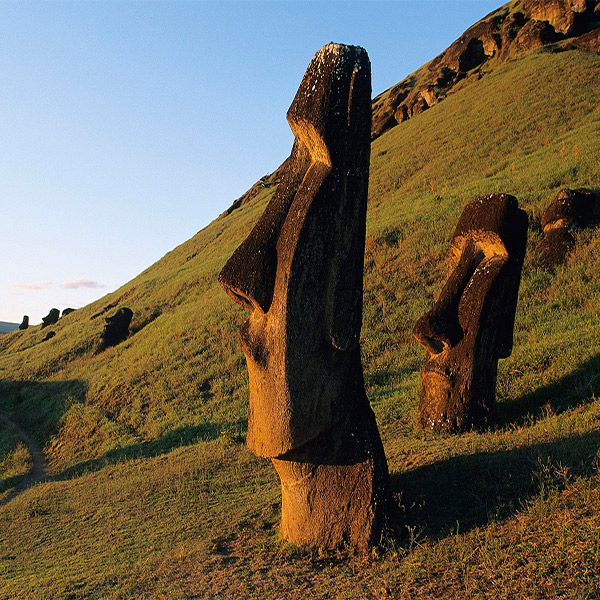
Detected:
left=392, top=429, right=600, bottom=541
left=0, top=378, right=247, bottom=503
left=0, top=379, right=87, bottom=446
left=51, top=419, right=246, bottom=482
left=498, top=351, right=600, bottom=427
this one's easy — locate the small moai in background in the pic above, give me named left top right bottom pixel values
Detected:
left=19, top=315, right=29, bottom=330
left=99, top=307, right=133, bottom=350
left=41, top=309, right=60, bottom=329
left=537, top=188, right=596, bottom=268
left=219, top=43, right=391, bottom=552
left=413, top=194, right=528, bottom=433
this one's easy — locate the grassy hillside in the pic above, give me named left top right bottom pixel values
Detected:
left=1, top=47, right=600, bottom=599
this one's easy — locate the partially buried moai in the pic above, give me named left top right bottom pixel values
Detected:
left=413, top=194, right=528, bottom=433
left=100, top=307, right=133, bottom=349
left=219, top=43, right=390, bottom=551
left=537, top=188, right=596, bottom=268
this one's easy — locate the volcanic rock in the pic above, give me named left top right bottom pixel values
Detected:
left=413, top=194, right=528, bottom=433
left=219, top=43, right=391, bottom=551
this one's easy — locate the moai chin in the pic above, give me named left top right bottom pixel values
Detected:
left=413, top=194, right=528, bottom=433
left=219, top=43, right=390, bottom=551
left=537, top=188, right=596, bottom=268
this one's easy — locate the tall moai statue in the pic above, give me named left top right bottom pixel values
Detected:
left=219, top=43, right=390, bottom=551
left=19, top=315, right=29, bottom=330
left=413, top=194, right=528, bottom=433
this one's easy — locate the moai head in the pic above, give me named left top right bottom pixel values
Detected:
left=413, top=194, right=528, bottom=432
left=100, top=307, right=133, bottom=349
left=219, top=43, right=372, bottom=459
left=538, top=188, right=596, bottom=268
left=41, top=308, right=60, bottom=329
left=219, top=44, right=390, bottom=551
left=19, top=315, right=29, bottom=330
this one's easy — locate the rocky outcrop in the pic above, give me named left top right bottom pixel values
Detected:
left=219, top=43, right=391, bottom=552
left=523, top=0, right=588, bottom=36
left=42, top=331, right=56, bottom=342
left=41, top=309, right=60, bottom=329
left=19, top=316, right=29, bottom=330
left=371, top=0, right=600, bottom=140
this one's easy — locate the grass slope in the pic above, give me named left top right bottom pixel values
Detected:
left=1, top=48, right=600, bottom=598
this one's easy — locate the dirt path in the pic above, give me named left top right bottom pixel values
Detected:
left=0, top=412, right=48, bottom=507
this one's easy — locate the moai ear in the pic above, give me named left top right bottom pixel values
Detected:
left=494, top=207, right=528, bottom=358
left=329, top=56, right=371, bottom=352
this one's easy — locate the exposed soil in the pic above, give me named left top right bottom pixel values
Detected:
left=0, top=412, right=48, bottom=506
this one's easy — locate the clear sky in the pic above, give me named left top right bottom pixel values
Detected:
left=1, top=0, right=500, bottom=324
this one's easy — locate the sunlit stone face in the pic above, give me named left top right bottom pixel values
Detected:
left=413, top=194, right=528, bottom=432
left=219, top=44, right=371, bottom=459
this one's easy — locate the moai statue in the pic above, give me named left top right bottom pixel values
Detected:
left=537, top=188, right=596, bottom=268
left=413, top=194, right=528, bottom=433
left=62, top=308, right=76, bottom=317
left=100, top=307, right=133, bottom=349
left=42, top=331, right=56, bottom=342
left=19, top=315, right=29, bottom=330
left=219, top=43, right=390, bottom=551
left=41, top=308, right=60, bottom=329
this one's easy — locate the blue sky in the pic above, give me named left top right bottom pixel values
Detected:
left=1, top=1, right=500, bottom=324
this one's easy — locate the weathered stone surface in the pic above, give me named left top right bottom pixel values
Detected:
left=219, top=43, right=390, bottom=551
left=566, top=27, right=600, bottom=50
left=413, top=194, right=528, bottom=433
left=537, top=188, right=596, bottom=267
left=513, top=19, right=561, bottom=52
left=42, top=331, right=55, bottom=342
left=100, top=307, right=133, bottom=349
left=61, top=308, right=76, bottom=317
left=41, top=309, right=59, bottom=329
left=523, top=0, right=588, bottom=36
left=370, top=0, right=600, bottom=140
left=19, top=316, right=29, bottom=330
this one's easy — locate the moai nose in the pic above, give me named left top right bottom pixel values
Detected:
left=218, top=225, right=278, bottom=314
left=413, top=308, right=461, bottom=355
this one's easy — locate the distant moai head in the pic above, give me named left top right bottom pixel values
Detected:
left=413, top=194, right=528, bottom=432
left=19, top=315, right=29, bottom=330
left=537, top=188, right=596, bottom=268
left=62, top=308, right=76, bottom=317
left=41, top=308, right=60, bottom=329
left=219, top=43, right=372, bottom=459
left=219, top=43, right=390, bottom=551
left=100, top=307, right=133, bottom=349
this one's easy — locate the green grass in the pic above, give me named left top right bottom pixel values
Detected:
left=1, top=46, right=600, bottom=599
